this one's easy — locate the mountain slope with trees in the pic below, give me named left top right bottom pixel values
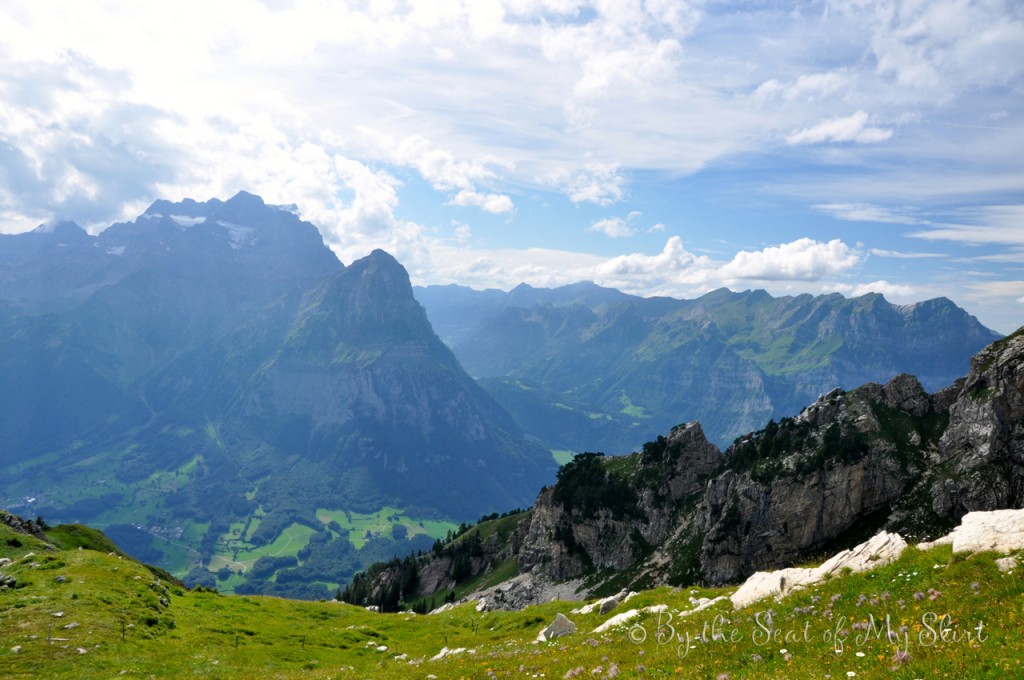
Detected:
left=344, top=327, right=1024, bottom=612
left=416, top=282, right=1001, bottom=450
left=0, top=192, right=556, bottom=598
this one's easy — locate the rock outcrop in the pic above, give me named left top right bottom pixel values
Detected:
left=730, top=531, right=907, bottom=609
left=929, top=330, right=1024, bottom=516
left=731, top=509, right=1024, bottom=610
left=537, top=613, right=576, bottom=641
left=515, top=421, right=720, bottom=582
left=918, top=508, right=1024, bottom=554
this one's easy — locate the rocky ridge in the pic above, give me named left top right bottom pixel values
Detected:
left=344, top=328, right=1024, bottom=612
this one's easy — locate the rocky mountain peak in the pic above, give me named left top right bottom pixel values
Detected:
left=29, top=219, right=87, bottom=238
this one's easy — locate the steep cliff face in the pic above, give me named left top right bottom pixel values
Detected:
left=515, top=422, right=720, bottom=581
left=698, top=375, right=939, bottom=583
left=345, top=328, right=1024, bottom=611
left=930, top=329, right=1024, bottom=516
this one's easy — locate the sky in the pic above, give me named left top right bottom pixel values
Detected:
left=1, top=1, right=1022, bottom=334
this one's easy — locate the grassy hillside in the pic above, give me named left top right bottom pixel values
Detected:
left=2, top=516, right=1023, bottom=678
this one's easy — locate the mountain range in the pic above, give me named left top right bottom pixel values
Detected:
left=0, top=192, right=554, bottom=598
left=0, top=190, right=1002, bottom=599
left=416, top=281, right=1001, bottom=450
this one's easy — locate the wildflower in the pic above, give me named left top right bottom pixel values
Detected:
left=891, top=649, right=911, bottom=668
left=971, top=582, right=980, bottom=591
left=847, top=673, right=856, bottom=678
left=607, top=663, right=620, bottom=678
left=913, top=592, right=925, bottom=601
left=855, top=651, right=865, bottom=657
left=716, top=674, right=730, bottom=680
left=780, top=648, right=788, bottom=654
left=752, top=654, right=763, bottom=662
left=784, top=653, right=792, bottom=662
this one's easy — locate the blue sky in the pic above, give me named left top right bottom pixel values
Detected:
left=1, top=1, right=1022, bottom=333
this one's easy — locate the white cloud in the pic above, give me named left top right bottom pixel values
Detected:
left=830, top=0, right=1024, bottom=94
left=554, top=161, right=626, bottom=206
left=593, top=236, right=712, bottom=285
left=331, top=156, right=401, bottom=237
left=967, top=249, right=1024, bottom=264
left=589, top=216, right=634, bottom=238
left=1, top=0, right=1017, bottom=235
left=869, top=248, right=943, bottom=259
left=786, top=111, right=892, bottom=145
left=909, top=205, right=1024, bottom=246
left=449, top=189, right=515, bottom=214
left=825, top=280, right=917, bottom=300
left=814, top=203, right=922, bottom=225
left=452, top=220, right=472, bottom=243
left=755, top=70, right=850, bottom=102
left=719, top=238, right=863, bottom=281
left=392, top=134, right=498, bottom=192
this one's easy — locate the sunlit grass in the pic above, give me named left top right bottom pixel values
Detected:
left=314, top=506, right=456, bottom=550
left=2, top=519, right=1022, bottom=679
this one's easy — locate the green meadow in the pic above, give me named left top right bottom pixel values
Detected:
left=2, top=516, right=1023, bottom=678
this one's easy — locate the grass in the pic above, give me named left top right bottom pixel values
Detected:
left=314, top=506, right=456, bottom=550
left=3, top=517, right=1024, bottom=678
left=618, top=393, right=650, bottom=419
left=552, top=449, right=576, bottom=465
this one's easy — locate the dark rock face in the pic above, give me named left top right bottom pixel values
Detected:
left=699, top=455, right=907, bottom=584
left=0, top=511, right=49, bottom=541
left=516, top=422, right=721, bottom=581
left=930, top=330, right=1024, bottom=516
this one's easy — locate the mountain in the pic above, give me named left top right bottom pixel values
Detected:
left=0, top=192, right=556, bottom=598
left=415, top=283, right=1002, bottom=450
left=343, top=327, right=1024, bottom=610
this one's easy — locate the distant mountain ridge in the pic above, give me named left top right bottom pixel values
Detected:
left=415, top=282, right=1001, bottom=449
left=0, top=192, right=555, bottom=598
